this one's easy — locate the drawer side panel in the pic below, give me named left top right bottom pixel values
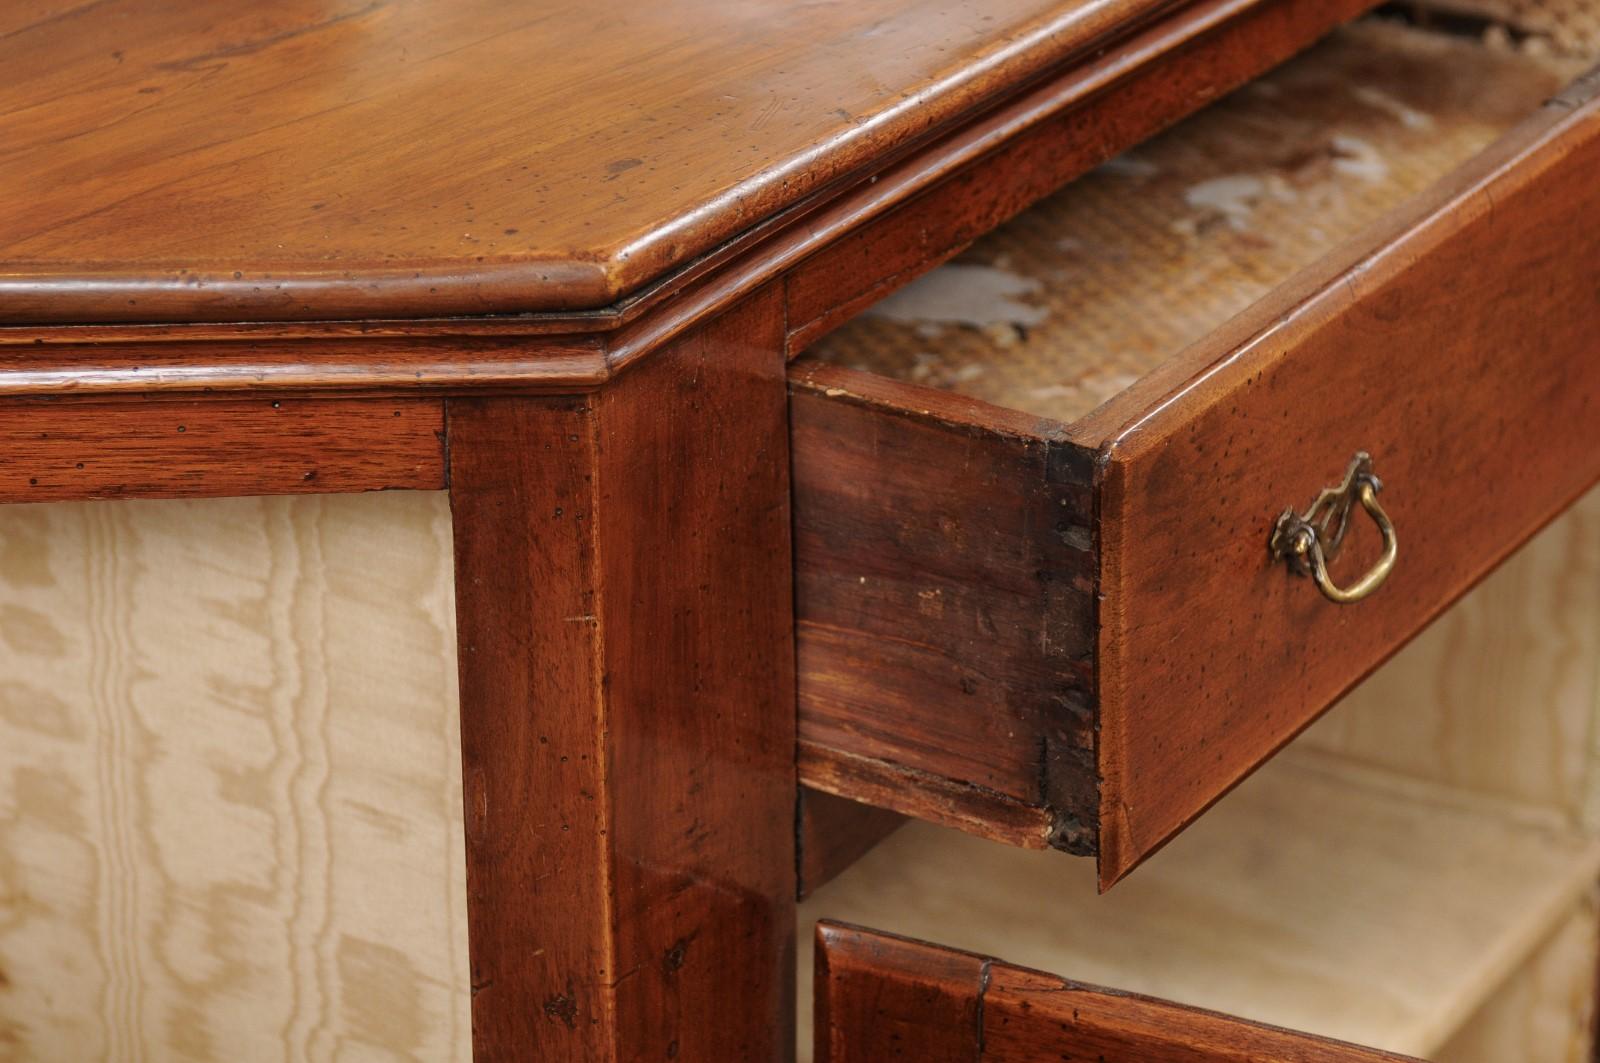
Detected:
left=792, top=363, right=1096, bottom=851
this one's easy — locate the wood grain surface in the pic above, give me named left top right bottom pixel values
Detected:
left=798, top=471, right=1600, bottom=1061
left=0, top=0, right=1375, bottom=398
left=812, top=923, right=986, bottom=1063
left=0, top=333, right=611, bottom=398
left=447, top=288, right=796, bottom=1060
left=0, top=491, right=469, bottom=1061
left=979, top=962, right=1420, bottom=1063
left=2, top=0, right=1194, bottom=323
left=791, top=360, right=1096, bottom=853
left=814, top=923, right=1419, bottom=1061
left=814, top=907, right=1600, bottom=1063
left=1085, top=67, right=1600, bottom=887
left=0, top=398, right=444, bottom=503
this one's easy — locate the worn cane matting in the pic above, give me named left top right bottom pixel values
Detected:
left=1433, top=0, right=1600, bottom=54
left=808, top=19, right=1588, bottom=426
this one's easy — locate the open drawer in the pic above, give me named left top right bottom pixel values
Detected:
left=790, top=13, right=1600, bottom=886
left=797, top=494, right=1600, bottom=1061
left=814, top=923, right=1424, bottom=1061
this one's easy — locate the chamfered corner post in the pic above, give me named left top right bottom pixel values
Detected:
left=446, top=286, right=798, bottom=1060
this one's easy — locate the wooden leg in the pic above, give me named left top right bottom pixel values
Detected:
left=448, top=288, right=797, bottom=1060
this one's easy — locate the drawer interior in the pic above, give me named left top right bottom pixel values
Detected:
left=798, top=488, right=1600, bottom=1061
left=803, top=14, right=1589, bottom=426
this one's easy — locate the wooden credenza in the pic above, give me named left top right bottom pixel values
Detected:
left=2, top=0, right=1598, bottom=1059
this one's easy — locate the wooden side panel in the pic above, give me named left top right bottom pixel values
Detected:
left=1089, top=75, right=1600, bottom=886
left=449, top=288, right=795, bottom=1060
left=448, top=395, right=607, bottom=1058
left=0, top=398, right=444, bottom=503
left=791, top=360, right=1096, bottom=852
left=797, top=787, right=906, bottom=900
left=595, top=287, right=798, bottom=1061
left=813, top=923, right=984, bottom=1063
left=0, top=492, right=469, bottom=1061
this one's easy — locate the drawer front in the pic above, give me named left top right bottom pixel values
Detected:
left=813, top=923, right=1418, bottom=1061
left=1087, top=69, right=1600, bottom=884
left=793, top=72, right=1600, bottom=885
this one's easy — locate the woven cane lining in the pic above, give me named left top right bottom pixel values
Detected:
left=1432, top=0, right=1600, bottom=54
left=808, top=19, right=1587, bottom=426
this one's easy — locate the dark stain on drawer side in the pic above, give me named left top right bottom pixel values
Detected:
left=791, top=361, right=1100, bottom=854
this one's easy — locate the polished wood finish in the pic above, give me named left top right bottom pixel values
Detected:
left=447, top=290, right=795, bottom=1060
left=814, top=923, right=1420, bottom=1062
left=0, top=398, right=444, bottom=502
left=3, top=0, right=1192, bottom=324
left=4, top=2, right=1385, bottom=1053
left=796, top=788, right=906, bottom=901
left=0, top=398, right=443, bottom=503
left=0, top=0, right=1370, bottom=400
left=0, top=333, right=610, bottom=398
left=813, top=924, right=985, bottom=1062
left=986, top=964, right=1418, bottom=1062
left=786, top=0, right=1399, bottom=855
left=1084, top=66, right=1600, bottom=885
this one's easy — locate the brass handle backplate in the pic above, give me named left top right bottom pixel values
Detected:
left=1269, top=452, right=1396, bottom=604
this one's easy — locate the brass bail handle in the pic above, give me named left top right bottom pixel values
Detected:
left=1269, top=452, right=1397, bottom=604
